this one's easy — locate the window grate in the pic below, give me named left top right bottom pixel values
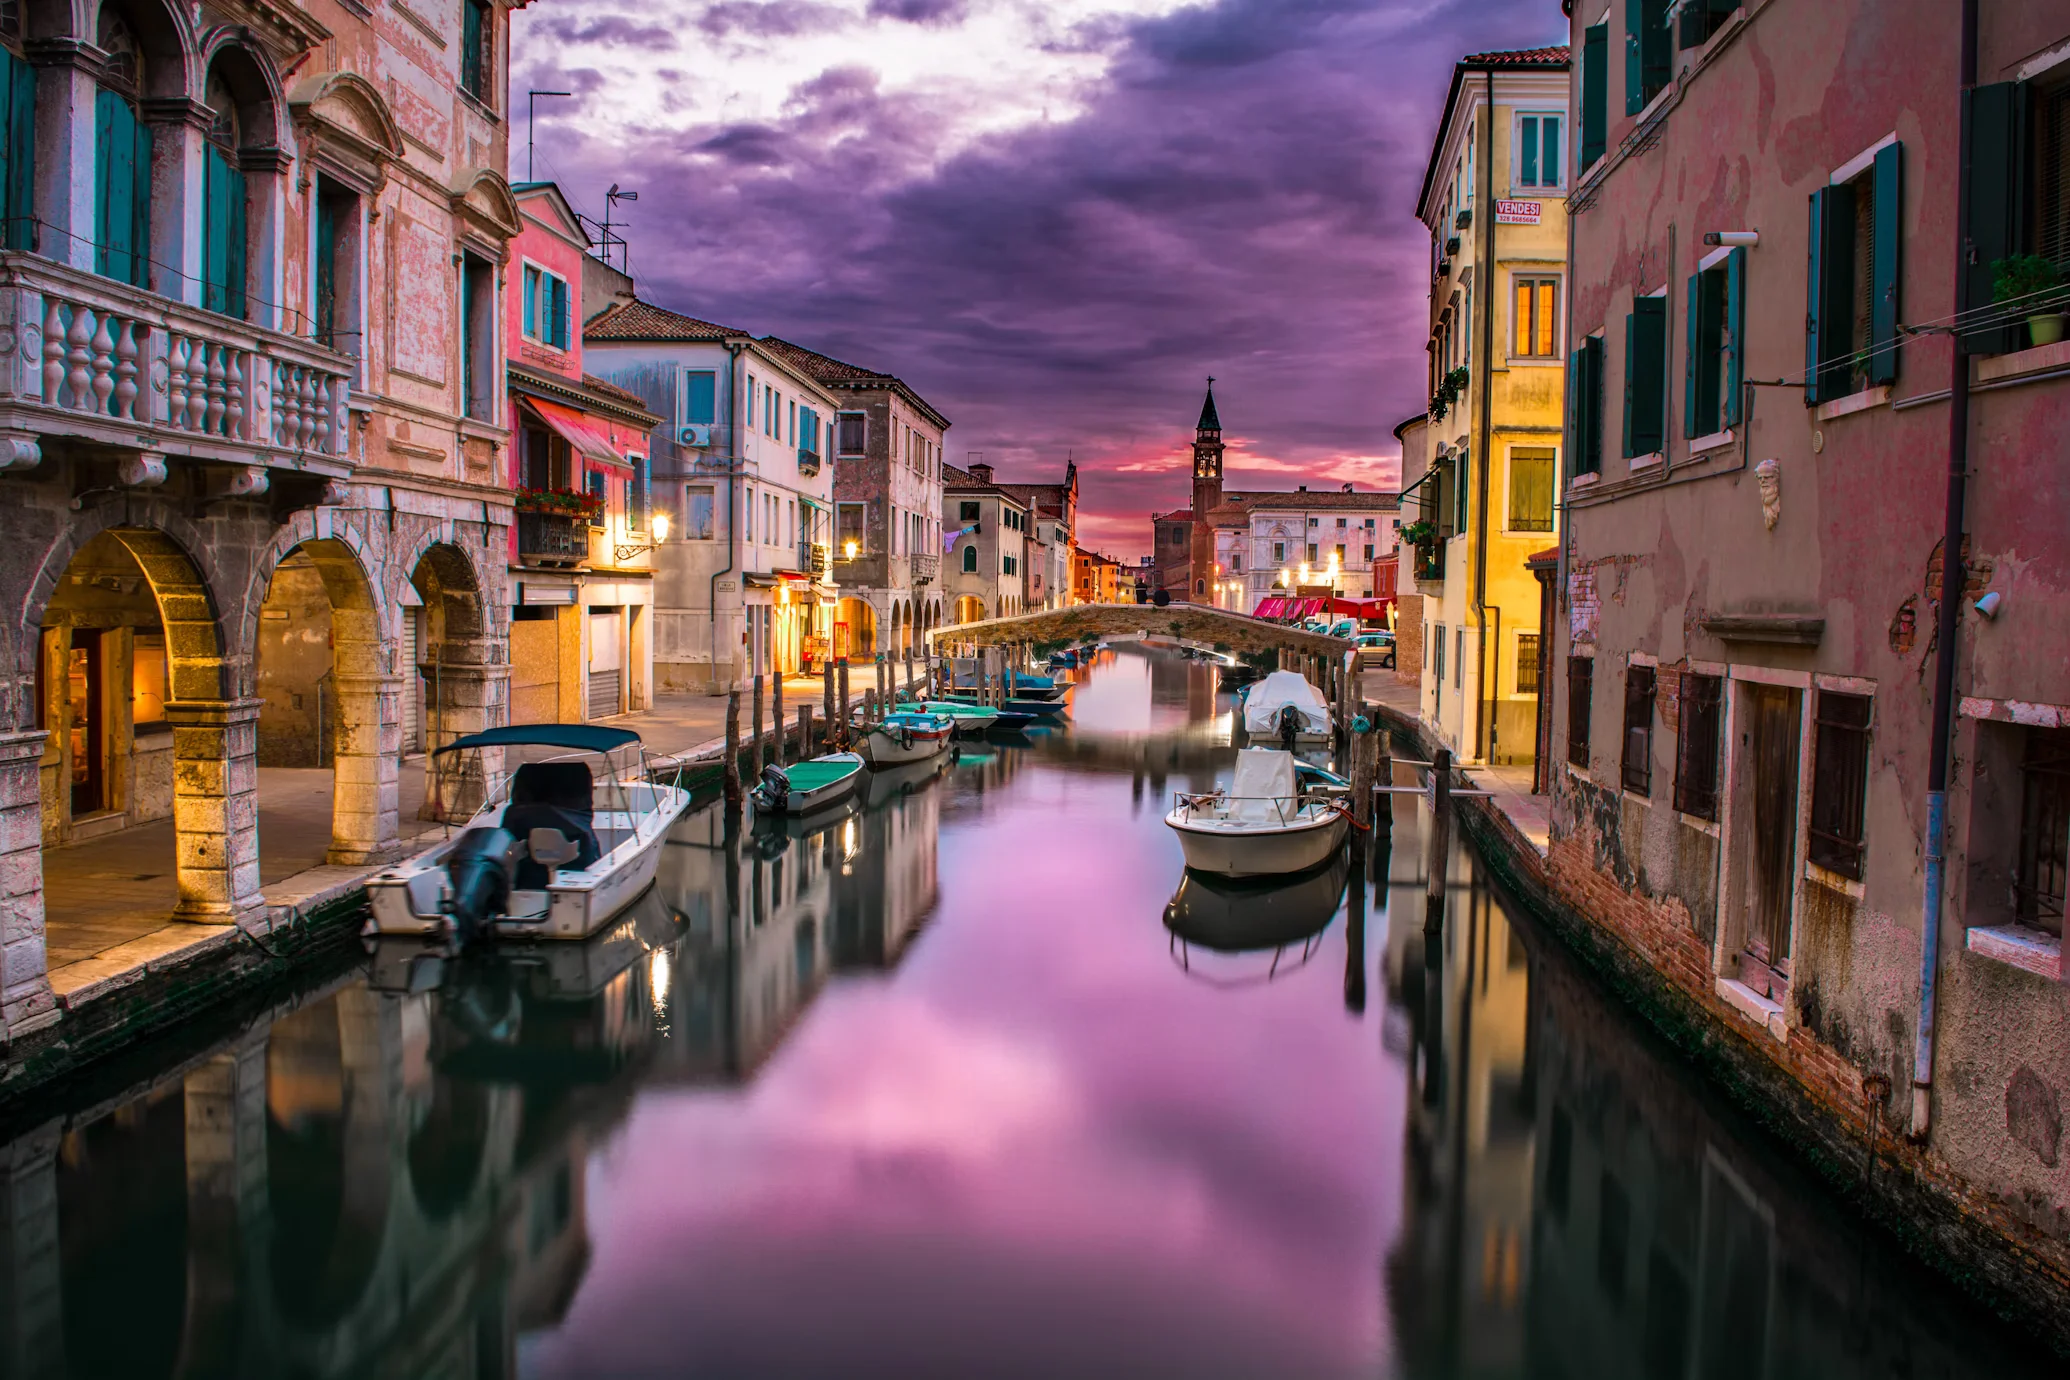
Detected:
left=1622, top=665, right=1656, bottom=796
left=2016, top=728, right=2070, bottom=936
left=1567, top=657, right=1593, bottom=769
left=1516, top=634, right=1541, bottom=696
left=1674, top=673, right=1723, bottom=821
left=1808, top=690, right=1873, bottom=879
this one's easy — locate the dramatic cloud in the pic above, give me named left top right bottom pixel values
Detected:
left=512, top=0, right=1566, bottom=555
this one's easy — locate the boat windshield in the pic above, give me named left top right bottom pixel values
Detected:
left=1227, top=750, right=1298, bottom=822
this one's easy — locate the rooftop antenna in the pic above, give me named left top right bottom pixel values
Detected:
left=527, top=89, right=572, bottom=182
left=601, top=184, right=638, bottom=271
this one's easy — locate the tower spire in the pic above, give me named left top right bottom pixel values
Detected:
left=1197, top=376, right=1221, bottom=434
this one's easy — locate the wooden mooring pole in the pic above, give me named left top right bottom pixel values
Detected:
left=772, top=666, right=785, bottom=766
left=799, top=705, right=813, bottom=762
left=1424, top=746, right=1452, bottom=935
left=837, top=658, right=851, bottom=748
left=751, top=673, right=766, bottom=772
left=822, top=657, right=836, bottom=746
left=723, top=690, right=742, bottom=808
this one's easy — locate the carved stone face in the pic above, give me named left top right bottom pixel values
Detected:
left=1755, top=458, right=1781, bottom=531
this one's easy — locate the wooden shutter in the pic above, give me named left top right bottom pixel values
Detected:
left=95, top=88, right=141, bottom=286
left=1581, top=24, right=1608, bottom=168
left=1869, top=142, right=1902, bottom=385
left=203, top=148, right=247, bottom=319
left=522, top=268, right=536, bottom=337
left=1624, top=0, right=1645, bottom=115
left=1684, top=271, right=1702, bottom=435
left=553, top=276, right=570, bottom=348
left=1804, top=184, right=1855, bottom=404
left=315, top=192, right=338, bottom=346
left=1624, top=297, right=1664, bottom=456
left=1570, top=336, right=1603, bottom=476
left=686, top=370, right=717, bottom=425
left=1641, top=0, right=1672, bottom=107
left=1961, top=83, right=2027, bottom=354
left=0, top=49, right=32, bottom=251
left=1723, top=246, right=1746, bottom=424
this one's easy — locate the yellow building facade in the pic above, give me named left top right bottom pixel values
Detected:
left=1406, top=46, right=1569, bottom=767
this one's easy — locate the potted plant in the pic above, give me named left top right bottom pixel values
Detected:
left=514, top=486, right=606, bottom=522
left=1400, top=520, right=1435, bottom=546
left=1991, top=254, right=2068, bottom=347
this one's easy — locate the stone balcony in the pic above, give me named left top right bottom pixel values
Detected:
left=910, top=552, right=939, bottom=584
left=0, top=253, right=355, bottom=487
left=833, top=550, right=939, bottom=592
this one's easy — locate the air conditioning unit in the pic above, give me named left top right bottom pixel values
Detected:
left=678, top=424, right=713, bottom=449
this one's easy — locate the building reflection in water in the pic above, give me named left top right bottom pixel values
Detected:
left=1376, top=777, right=2043, bottom=1379
left=0, top=759, right=952, bottom=1380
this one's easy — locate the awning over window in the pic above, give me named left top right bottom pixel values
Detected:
left=1252, top=597, right=1288, bottom=619
left=521, top=396, right=634, bottom=472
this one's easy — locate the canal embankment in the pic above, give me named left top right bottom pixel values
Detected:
left=1367, top=695, right=2070, bottom=1355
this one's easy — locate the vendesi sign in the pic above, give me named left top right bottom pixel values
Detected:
left=1494, top=199, right=1542, bottom=225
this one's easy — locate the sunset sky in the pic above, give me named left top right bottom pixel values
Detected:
left=510, top=0, right=1567, bottom=558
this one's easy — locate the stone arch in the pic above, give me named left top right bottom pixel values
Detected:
left=405, top=537, right=503, bottom=818
left=91, top=0, right=198, bottom=101
left=287, top=69, right=405, bottom=163
left=197, top=28, right=289, bottom=150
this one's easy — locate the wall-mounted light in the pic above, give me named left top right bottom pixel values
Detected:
left=1702, top=230, right=1760, bottom=247
left=844, top=539, right=859, bottom=559
left=1974, top=590, right=2002, bottom=620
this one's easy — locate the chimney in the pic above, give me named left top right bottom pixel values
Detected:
left=1342, top=482, right=1354, bottom=493
left=1298, top=484, right=1307, bottom=492
left=970, top=462, right=994, bottom=485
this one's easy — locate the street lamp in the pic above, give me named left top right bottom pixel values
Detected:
left=652, top=511, right=671, bottom=542
left=844, top=538, right=859, bottom=559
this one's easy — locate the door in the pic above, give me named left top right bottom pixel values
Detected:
left=401, top=607, right=421, bottom=754
left=68, top=631, right=104, bottom=815
left=588, top=608, right=622, bottom=720
left=1743, top=684, right=1802, bottom=995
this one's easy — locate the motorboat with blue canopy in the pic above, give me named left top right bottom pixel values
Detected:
left=365, top=723, right=690, bottom=944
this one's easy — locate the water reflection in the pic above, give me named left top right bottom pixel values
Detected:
left=0, top=653, right=2051, bottom=1377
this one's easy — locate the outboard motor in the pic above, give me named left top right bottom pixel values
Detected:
left=443, top=826, right=524, bottom=943
left=756, top=764, right=792, bottom=812
left=1277, top=703, right=1303, bottom=752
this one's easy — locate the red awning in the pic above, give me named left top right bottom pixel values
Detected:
left=521, top=396, right=635, bottom=471
left=1251, top=597, right=1288, bottom=619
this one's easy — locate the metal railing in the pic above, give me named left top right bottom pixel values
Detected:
left=518, top=511, right=586, bottom=565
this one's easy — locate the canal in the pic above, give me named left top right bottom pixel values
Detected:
left=1, top=647, right=2053, bottom=1377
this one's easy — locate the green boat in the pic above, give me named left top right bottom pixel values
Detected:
left=914, top=700, right=1002, bottom=734
left=749, top=752, right=866, bottom=815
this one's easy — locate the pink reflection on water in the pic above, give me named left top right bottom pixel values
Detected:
left=531, top=660, right=1407, bottom=1378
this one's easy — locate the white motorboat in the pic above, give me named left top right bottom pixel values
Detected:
left=1164, top=748, right=1349, bottom=878
left=750, top=752, right=866, bottom=815
left=856, top=711, right=957, bottom=767
left=1241, top=670, right=1333, bottom=744
left=366, top=725, right=691, bottom=943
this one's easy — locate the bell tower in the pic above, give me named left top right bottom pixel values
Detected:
left=1189, top=378, right=1224, bottom=600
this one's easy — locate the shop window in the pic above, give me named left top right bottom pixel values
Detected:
left=1808, top=690, right=1872, bottom=879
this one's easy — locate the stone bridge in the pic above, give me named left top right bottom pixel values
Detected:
left=924, top=601, right=1355, bottom=660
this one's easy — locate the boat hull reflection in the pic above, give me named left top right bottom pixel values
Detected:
left=1163, top=853, right=1349, bottom=953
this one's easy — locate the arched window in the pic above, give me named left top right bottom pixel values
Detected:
left=94, top=10, right=151, bottom=288
left=0, top=1, right=29, bottom=251
left=961, top=545, right=976, bottom=573
left=201, top=72, right=247, bottom=318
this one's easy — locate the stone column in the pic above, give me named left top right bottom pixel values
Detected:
left=167, top=699, right=267, bottom=927
left=142, top=102, right=207, bottom=308
left=327, top=672, right=402, bottom=865
left=30, top=56, right=97, bottom=273
left=0, top=731, right=53, bottom=1037
left=420, top=661, right=509, bottom=821
left=0, top=1121, right=65, bottom=1379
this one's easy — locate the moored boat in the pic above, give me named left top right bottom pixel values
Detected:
left=365, top=725, right=691, bottom=944
left=750, top=753, right=866, bottom=816
left=856, top=710, right=958, bottom=766
left=1239, top=671, right=1332, bottom=744
left=1163, top=748, right=1349, bottom=878
left=913, top=700, right=1002, bottom=735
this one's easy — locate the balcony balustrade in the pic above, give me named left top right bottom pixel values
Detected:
left=0, top=253, right=354, bottom=475
left=518, top=511, right=586, bottom=566
left=910, top=552, right=939, bottom=584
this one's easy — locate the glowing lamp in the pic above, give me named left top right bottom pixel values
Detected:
left=652, top=511, right=671, bottom=542
left=844, top=539, right=859, bottom=558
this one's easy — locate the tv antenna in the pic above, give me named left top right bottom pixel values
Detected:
left=527, top=89, right=572, bottom=181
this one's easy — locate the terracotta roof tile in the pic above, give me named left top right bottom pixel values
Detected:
left=1463, top=45, right=1571, bottom=66
left=757, top=336, right=896, bottom=383
left=585, top=299, right=745, bottom=342
left=580, top=373, right=651, bottom=410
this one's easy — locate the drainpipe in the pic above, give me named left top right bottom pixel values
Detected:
left=1912, top=0, right=1977, bottom=1142
left=1472, top=68, right=1496, bottom=761
left=710, top=341, right=749, bottom=689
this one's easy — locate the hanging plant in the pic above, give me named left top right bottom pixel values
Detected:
left=1427, top=365, right=1470, bottom=421
left=515, top=486, right=605, bottom=519
left=1400, top=520, right=1436, bottom=546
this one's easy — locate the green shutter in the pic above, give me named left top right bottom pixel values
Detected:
left=556, top=276, right=571, bottom=348
left=1961, top=83, right=2026, bottom=354
left=0, top=49, right=32, bottom=251
left=1571, top=336, right=1604, bottom=476
left=1642, top=0, right=1672, bottom=103
left=1624, top=297, right=1665, bottom=456
left=97, top=91, right=152, bottom=290
left=1624, top=0, right=1644, bottom=115
left=1723, top=246, right=1746, bottom=424
left=522, top=269, right=536, bottom=337
left=1805, top=187, right=1829, bottom=403
left=1455, top=447, right=1470, bottom=533
left=203, top=146, right=248, bottom=317
left=1867, top=142, right=1902, bottom=385
left=1582, top=24, right=1608, bottom=169
left=1684, top=271, right=1702, bottom=435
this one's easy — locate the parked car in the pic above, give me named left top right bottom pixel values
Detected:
left=1356, top=631, right=1395, bottom=669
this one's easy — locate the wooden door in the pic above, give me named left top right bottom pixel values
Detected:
left=68, top=631, right=104, bottom=815
left=1744, top=684, right=1802, bottom=981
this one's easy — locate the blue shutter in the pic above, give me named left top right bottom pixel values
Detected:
left=95, top=89, right=132, bottom=284
left=553, top=276, right=570, bottom=348
left=1723, top=246, right=1746, bottom=424
left=1544, top=117, right=1561, bottom=186
left=1520, top=116, right=1539, bottom=187
left=522, top=269, right=536, bottom=338
left=1869, top=142, right=1902, bottom=386
left=685, top=370, right=716, bottom=425
left=1804, top=187, right=1825, bottom=404
left=0, top=49, right=33, bottom=251
left=1581, top=24, right=1608, bottom=168
left=1684, top=271, right=1702, bottom=435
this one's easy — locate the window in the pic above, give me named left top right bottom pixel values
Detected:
left=1568, top=656, right=1593, bottom=768
left=1306, top=543, right=1318, bottom=564
left=2015, top=729, right=2070, bottom=936
left=461, top=252, right=495, bottom=421
left=1675, top=672, right=1723, bottom=820
left=523, top=265, right=571, bottom=349
left=1336, top=517, right=1347, bottom=529
left=1684, top=249, right=1745, bottom=437
left=1508, top=448, right=1555, bottom=532
left=836, top=502, right=865, bottom=554
left=1527, top=281, right=1573, bottom=362
left=1004, top=555, right=1018, bottom=576
left=746, top=376, right=756, bottom=428
left=1569, top=336, right=1604, bottom=476
left=1453, top=447, right=1471, bottom=534
left=1580, top=23, right=1609, bottom=171
left=200, top=72, right=247, bottom=319
left=521, top=424, right=571, bottom=491
left=683, top=370, right=717, bottom=426
left=584, top=470, right=608, bottom=529
left=1966, top=80, right=2068, bottom=353
left=1622, top=665, right=1655, bottom=795
left=0, top=33, right=30, bottom=252
left=1308, top=517, right=1319, bottom=527
left=1808, top=690, right=1873, bottom=879
left=1625, top=0, right=1671, bottom=115
left=1232, top=554, right=1242, bottom=571
left=314, top=178, right=362, bottom=358
left=1516, top=634, right=1541, bottom=695
left=685, top=485, right=715, bottom=540
left=1806, top=145, right=1901, bottom=400
left=799, top=406, right=821, bottom=458
left=461, top=0, right=492, bottom=104
left=1454, top=628, right=1463, bottom=689
left=1334, top=544, right=1346, bottom=563
left=1623, top=297, right=1666, bottom=456
left=625, top=468, right=646, bottom=533
left=1515, top=113, right=1563, bottom=190
left=962, top=545, right=977, bottom=573
left=1363, top=545, right=1375, bottom=562
left=1434, top=625, right=1446, bottom=684
left=960, top=501, right=981, bottom=523
left=1273, top=541, right=1286, bottom=562
left=743, top=486, right=753, bottom=542
left=1677, top=0, right=1735, bottom=48
left=838, top=412, right=867, bottom=455
left=93, top=11, right=151, bottom=289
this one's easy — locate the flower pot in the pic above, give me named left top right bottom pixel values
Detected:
left=2028, top=313, right=2068, bottom=348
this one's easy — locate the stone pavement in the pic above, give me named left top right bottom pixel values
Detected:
left=1356, top=666, right=1549, bottom=856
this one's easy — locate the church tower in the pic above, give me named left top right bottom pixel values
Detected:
left=1189, top=379, right=1224, bottom=599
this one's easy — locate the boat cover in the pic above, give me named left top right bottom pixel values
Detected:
left=1229, top=748, right=1298, bottom=822
left=436, top=724, right=641, bottom=755
left=1241, top=672, right=1332, bottom=736
left=777, top=757, right=863, bottom=790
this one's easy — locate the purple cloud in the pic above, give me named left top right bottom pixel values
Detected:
left=697, top=0, right=854, bottom=39
left=516, top=0, right=1567, bottom=556
left=866, top=0, right=969, bottom=24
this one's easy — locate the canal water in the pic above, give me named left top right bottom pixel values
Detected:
left=1, top=648, right=2052, bottom=1378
